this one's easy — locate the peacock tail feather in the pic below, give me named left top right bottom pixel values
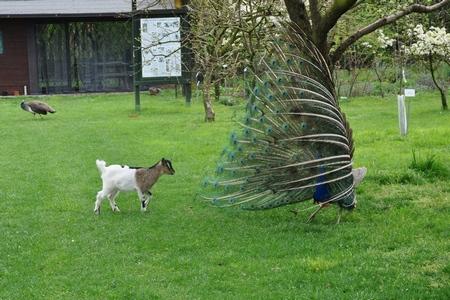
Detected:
left=202, top=26, right=357, bottom=211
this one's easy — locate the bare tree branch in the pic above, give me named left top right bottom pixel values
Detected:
left=330, top=0, right=450, bottom=65
left=321, top=0, right=358, bottom=36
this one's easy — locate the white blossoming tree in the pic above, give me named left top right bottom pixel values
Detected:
left=372, top=29, right=398, bottom=97
left=406, top=24, right=450, bottom=110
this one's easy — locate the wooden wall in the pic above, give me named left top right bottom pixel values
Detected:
left=0, top=21, right=30, bottom=95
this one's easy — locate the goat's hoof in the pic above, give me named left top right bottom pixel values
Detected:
left=113, top=206, right=120, bottom=212
left=94, top=208, right=100, bottom=215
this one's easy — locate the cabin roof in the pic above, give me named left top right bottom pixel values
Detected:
left=0, top=0, right=176, bottom=18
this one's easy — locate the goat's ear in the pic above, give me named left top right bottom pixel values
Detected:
left=161, top=158, right=166, bottom=163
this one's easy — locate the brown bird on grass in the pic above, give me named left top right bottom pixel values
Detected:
left=20, top=100, right=56, bottom=118
left=148, top=87, right=161, bottom=95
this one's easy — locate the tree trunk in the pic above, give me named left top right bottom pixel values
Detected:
left=347, top=67, right=360, bottom=98
left=214, top=82, right=221, bottom=101
left=373, top=62, right=385, bottom=98
left=203, top=72, right=216, bottom=122
left=429, top=54, right=448, bottom=110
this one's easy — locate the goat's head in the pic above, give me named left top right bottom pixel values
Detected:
left=161, top=158, right=175, bottom=175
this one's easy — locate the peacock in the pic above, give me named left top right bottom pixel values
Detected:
left=20, top=100, right=56, bottom=117
left=202, top=25, right=366, bottom=223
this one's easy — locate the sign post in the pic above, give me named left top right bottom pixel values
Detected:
left=132, top=3, right=192, bottom=112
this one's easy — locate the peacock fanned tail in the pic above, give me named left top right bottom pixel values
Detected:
left=203, top=25, right=359, bottom=212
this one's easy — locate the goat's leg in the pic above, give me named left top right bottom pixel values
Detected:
left=137, top=190, right=150, bottom=212
left=108, top=190, right=120, bottom=212
left=143, top=191, right=153, bottom=210
left=94, top=191, right=105, bottom=215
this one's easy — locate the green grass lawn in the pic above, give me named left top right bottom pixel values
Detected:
left=0, top=91, right=449, bottom=299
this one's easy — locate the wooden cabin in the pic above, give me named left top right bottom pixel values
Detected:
left=0, top=0, right=181, bottom=95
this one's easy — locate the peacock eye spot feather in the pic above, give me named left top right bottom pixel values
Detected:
left=216, top=165, right=224, bottom=174
left=282, top=91, right=288, bottom=97
left=259, top=116, right=265, bottom=123
left=300, top=122, right=308, bottom=129
left=202, top=178, right=209, bottom=187
left=267, top=94, right=274, bottom=101
left=228, top=152, right=236, bottom=160
left=266, top=126, right=273, bottom=134
left=221, top=148, right=228, bottom=156
left=230, top=133, right=238, bottom=145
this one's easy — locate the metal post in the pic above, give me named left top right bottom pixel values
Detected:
left=64, top=22, right=72, bottom=92
left=132, top=0, right=140, bottom=112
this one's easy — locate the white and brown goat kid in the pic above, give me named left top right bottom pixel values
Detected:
left=94, top=158, right=175, bottom=214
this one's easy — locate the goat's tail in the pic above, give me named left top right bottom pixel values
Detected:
left=96, top=159, right=107, bottom=174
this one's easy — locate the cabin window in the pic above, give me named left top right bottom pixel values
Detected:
left=0, top=31, right=3, bottom=54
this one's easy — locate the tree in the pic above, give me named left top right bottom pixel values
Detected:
left=405, top=24, right=449, bottom=110
left=373, top=30, right=397, bottom=98
left=283, top=0, right=450, bottom=68
left=189, top=0, right=243, bottom=121
left=189, top=0, right=282, bottom=121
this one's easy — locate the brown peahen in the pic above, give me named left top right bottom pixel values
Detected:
left=20, top=100, right=56, bottom=117
left=202, top=25, right=366, bottom=223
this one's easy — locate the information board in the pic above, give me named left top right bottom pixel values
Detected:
left=140, top=17, right=182, bottom=78
left=404, top=88, right=416, bottom=97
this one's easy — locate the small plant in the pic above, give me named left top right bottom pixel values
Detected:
left=409, top=150, right=448, bottom=179
left=218, top=96, right=238, bottom=106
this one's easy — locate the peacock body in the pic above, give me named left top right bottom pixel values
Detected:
left=20, top=100, right=56, bottom=117
left=203, top=27, right=366, bottom=220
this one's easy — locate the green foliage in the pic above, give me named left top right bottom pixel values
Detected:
left=0, top=91, right=449, bottom=299
left=409, top=150, right=449, bottom=179
left=218, top=96, right=239, bottom=106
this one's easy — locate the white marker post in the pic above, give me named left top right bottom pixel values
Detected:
left=398, top=89, right=415, bottom=136
left=397, top=94, right=408, bottom=136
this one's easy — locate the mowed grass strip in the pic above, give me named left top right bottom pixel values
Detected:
left=0, top=91, right=449, bottom=299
